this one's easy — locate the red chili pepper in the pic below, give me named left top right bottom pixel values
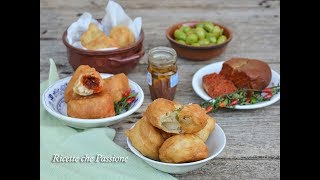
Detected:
left=205, top=106, right=213, bottom=113
left=219, top=102, right=226, bottom=108
left=246, top=98, right=251, bottom=103
left=262, top=88, right=272, bottom=94
left=123, top=90, right=131, bottom=97
left=230, top=99, right=238, bottom=106
left=126, top=97, right=135, bottom=104
left=264, top=93, right=273, bottom=99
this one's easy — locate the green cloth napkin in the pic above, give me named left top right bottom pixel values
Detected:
left=40, top=59, right=177, bottom=180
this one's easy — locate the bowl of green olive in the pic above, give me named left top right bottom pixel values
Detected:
left=166, top=21, right=232, bottom=61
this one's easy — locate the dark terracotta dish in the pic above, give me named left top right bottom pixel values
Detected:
left=62, top=29, right=145, bottom=74
left=166, top=21, right=232, bottom=61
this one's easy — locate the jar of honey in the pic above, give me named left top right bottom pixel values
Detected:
left=147, top=47, right=178, bottom=100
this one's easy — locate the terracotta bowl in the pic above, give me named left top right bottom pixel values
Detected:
left=62, top=29, right=145, bottom=74
left=166, top=21, right=232, bottom=61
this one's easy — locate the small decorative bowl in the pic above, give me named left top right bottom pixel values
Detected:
left=127, top=123, right=226, bottom=174
left=42, top=74, right=144, bottom=129
left=62, top=29, right=145, bottom=74
left=166, top=21, right=232, bottom=61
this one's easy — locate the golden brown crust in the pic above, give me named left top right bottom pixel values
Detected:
left=85, top=35, right=119, bottom=50
left=125, top=117, right=164, bottom=160
left=103, top=73, right=131, bottom=102
left=67, top=90, right=115, bottom=119
left=194, top=115, right=216, bottom=142
left=159, top=134, right=209, bottom=163
left=80, top=23, right=105, bottom=47
left=178, top=104, right=208, bottom=133
left=64, top=65, right=94, bottom=103
left=110, top=25, right=135, bottom=48
left=144, top=98, right=182, bottom=134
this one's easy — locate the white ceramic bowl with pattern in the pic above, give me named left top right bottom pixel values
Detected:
left=42, top=74, right=144, bottom=129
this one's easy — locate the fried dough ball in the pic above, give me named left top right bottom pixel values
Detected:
left=110, top=25, right=135, bottom=48
left=125, top=117, right=165, bottom=160
left=67, top=90, right=115, bottom=119
left=103, top=73, right=131, bottom=102
left=178, top=104, right=208, bottom=133
left=64, top=65, right=95, bottom=103
left=144, top=98, right=182, bottom=134
left=159, top=134, right=209, bottom=163
left=80, top=23, right=119, bottom=50
left=194, top=115, right=216, bottom=142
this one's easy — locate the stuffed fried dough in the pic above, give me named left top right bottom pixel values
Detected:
left=67, top=90, right=115, bottom=119
left=159, top=134, right=209, bottom=163
left=103, top=73, right=131, bottom=103
left=125, top=117, right=164, bottom=160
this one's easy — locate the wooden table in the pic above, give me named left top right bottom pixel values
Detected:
left=40, top=0, right=280, bottom=179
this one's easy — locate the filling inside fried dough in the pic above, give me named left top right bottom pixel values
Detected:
left=73, top=73, right=103, bottom=96
left=160, top=110, right=181, bottom=133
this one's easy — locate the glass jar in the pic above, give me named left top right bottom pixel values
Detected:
left=147, top=47, right=178, bottom=100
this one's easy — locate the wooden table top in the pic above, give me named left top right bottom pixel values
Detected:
left=40, top=0, right=280, bottom=179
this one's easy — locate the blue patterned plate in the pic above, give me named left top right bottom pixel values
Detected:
left=42, top=74, right=144, bottom=129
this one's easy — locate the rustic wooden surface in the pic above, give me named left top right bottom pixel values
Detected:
left=40, top=0, right=280, bottom=179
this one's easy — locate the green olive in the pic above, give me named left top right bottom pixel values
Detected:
left=212, top=26, right=221, bottom=37
left=196, top=22, right=205, bottom=29
left=177, top=40, right=186, bottom=45
left=220, top=28, right=224, bottom=36
left=186, top=29, right=195, bottom=36
left=174, top=29, right=187, bottom=41
left=192, top=42, right=200, bottom=46
left=198, top=39, right=210, bottom=46
left=180, top=26, right=192, bottom=33
left=186, top=34, right=199, bottom=44
left=203, top=22, right=215, bottom=32
left=217, top=35, right=227, bottom=44
left=208, top=36, right=217, bottom=44
left=195, top=27, right=206, bottom=39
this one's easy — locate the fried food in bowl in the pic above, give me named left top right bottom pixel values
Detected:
left=125, top=117, right=164, bottom=160
left=159, top=134, right=209, bottom=163
left=110, top=25, right=135, bottom=48
left=126, top=119, right=226, bottom=174
left=80, top=23, right=119, bottom=50
left=42, top=64, right=144, bottom=128
left=144, top=98, right=182, bottom=134
left=67, top=90, right=115, bottom=119
left=194, top=115, right=216, bottom=142
left=177, top=104, right=208, bottom=133
left=103, top=73, right=131, bottom=102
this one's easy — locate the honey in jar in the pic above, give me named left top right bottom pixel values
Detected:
left=147, top=47, right=178, bottom=100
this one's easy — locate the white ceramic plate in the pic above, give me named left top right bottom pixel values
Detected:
left=192, top=61, right=280, bottom=109
left=42, top=74, right=144, bottom=129
left=127, top=123, right=226, bottom=174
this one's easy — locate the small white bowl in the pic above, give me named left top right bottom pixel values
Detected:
left=127, top=123, right=226, bottom=174
left=42, top=74, right=144, bottom=129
